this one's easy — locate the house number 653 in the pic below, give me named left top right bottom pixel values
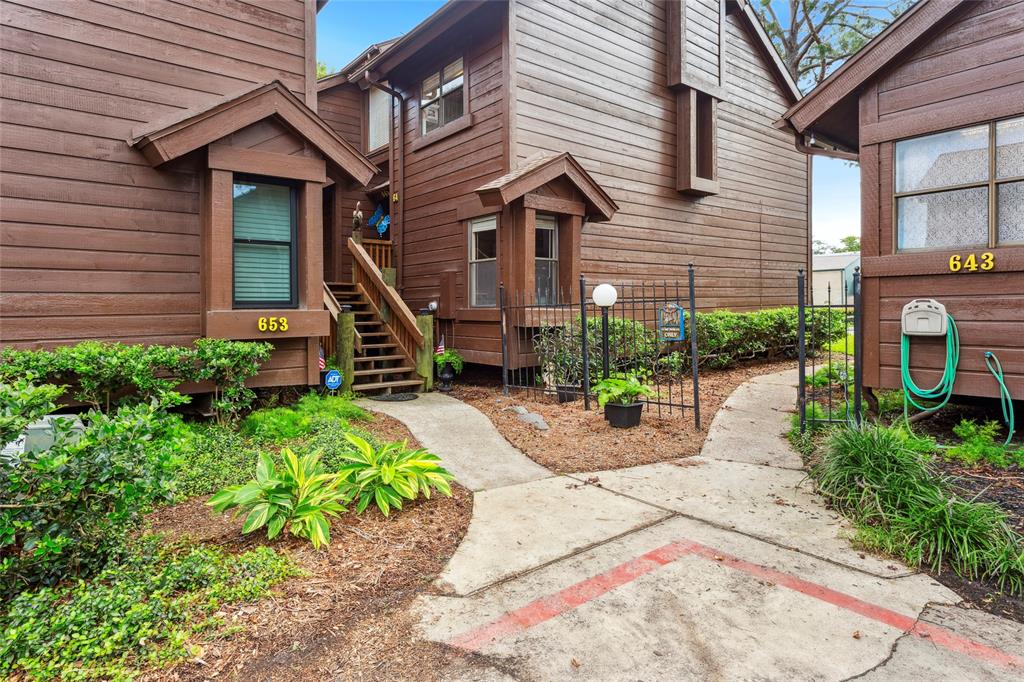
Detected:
left=257, top=316, right=288, bottom=332
left=948, top=252, right=994, bottom=273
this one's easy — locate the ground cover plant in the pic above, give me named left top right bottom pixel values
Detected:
left=0, top=536, right=299, bottom=682
left=940, top=419, right=1024, bottom=469
left=811, top=424, right=1024, bottom=594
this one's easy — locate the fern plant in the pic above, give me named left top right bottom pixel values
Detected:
left=207, top=449, right=349, bottom=549
left=336, top=433, right=454, bottom=516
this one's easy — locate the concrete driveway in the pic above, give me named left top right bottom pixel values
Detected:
left=365, top=373, right=1024, bottom=681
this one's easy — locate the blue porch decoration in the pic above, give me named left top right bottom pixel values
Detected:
left=657, top=303, right=685, bottom=342
left=367, top=203, right=385, bottom=229
left=377, top=214, right=391, bottom=236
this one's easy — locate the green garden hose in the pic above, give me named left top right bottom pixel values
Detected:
left=901, top=314, right=959, bottom=419
left=984, top=351, right=1015, bottom=446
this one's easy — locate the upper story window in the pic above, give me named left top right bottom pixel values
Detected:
left=896, top=116, right=1024, bottom=250
left=535, top=214, right=559, bottom=305
left=367, top=85, right=391, bottom=152
left=469, top=215, right=497, bottom=307
left=232, top=178, right=297, bottom=308
left=420, top=57, right=464, bottom=135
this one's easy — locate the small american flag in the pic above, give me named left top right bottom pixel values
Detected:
left=318, top=346, right=326, bottom=370
left=434, top=335, right=445, bottom=355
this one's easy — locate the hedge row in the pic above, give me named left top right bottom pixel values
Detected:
left=0, top=339, right=272, bottom=419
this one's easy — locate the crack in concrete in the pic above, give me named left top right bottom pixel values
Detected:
left=840, top=600, right=953, bottom=681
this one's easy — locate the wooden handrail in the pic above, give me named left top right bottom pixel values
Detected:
left=362, top=238, right=393, bottom=271
left=347, top=238, right=423, bottom=361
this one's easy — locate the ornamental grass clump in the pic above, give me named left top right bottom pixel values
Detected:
left=812, top=425, right=1024, bottom=594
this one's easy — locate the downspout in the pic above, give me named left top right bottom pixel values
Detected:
left=364, top=72, right=406, bottom=292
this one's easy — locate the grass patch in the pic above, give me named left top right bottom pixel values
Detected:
left=0, top=536, right=301, bottom=682
left=811, top=425, right=1024, bottom=594
left=240, top=393, right=369, bottom=442
left=826, top=332, right=855, bottom=355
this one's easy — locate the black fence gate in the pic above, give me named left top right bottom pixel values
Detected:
left=797, top=267, right=863, bottom=432
left=499, top=270, right=701, bottom=428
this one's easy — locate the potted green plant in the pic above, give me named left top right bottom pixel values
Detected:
left=434, top=349, right=464, bottom=392
left=593, top=374, right=655, bottom=428
left=532, top=324, right=583, bottom=403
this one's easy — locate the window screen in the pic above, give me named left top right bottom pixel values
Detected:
left=367, top=86, right=391, bottom=151
left=469, top=215, right=497, bottom=308
left=233, top=180, right=296, bottom=307
left=535, top=214, right=559, bottom=305
left=421, top=57, right=464, bottom=135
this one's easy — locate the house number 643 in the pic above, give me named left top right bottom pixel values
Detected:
left=257, top=316, right=289, bottom=332
left=948, top=252, right=994, bottom=273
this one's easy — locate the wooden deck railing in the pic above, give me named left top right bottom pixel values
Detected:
left=362, top=238, right=393, bottom=271
left=348, top=237, right=423, bottom=362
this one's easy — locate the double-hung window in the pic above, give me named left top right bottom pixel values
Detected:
left=535, top=214, right=559, bottom=305
left=895, top=116, right=1024, bottom=250
left=469, top=215, right=497, bottom=307
left=420, top=57, right=464, bottom=135
left=232, top=178, right=297, bottom=308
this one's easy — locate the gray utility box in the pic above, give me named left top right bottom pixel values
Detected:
left=1, top=415, right=85, bottom=467
left=901, top=299, right=948, bottom=336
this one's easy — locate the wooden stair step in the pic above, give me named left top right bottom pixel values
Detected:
left=351, top=379, right=424, bottom=391
left=353, top=354, right=406, bottom=363
left=362, top=342, right=398, bottom=349
left=360, top=331, right=389, bottom=337
left=352, top=366, right=415, bottom=377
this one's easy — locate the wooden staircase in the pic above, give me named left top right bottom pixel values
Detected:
left=325, top=281, right=424, bottom=394
left=321, top=238, right=427, bottom=395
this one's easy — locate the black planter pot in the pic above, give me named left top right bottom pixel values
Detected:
left=437, top=362, right=456, bottom=392
left=604, top=402, right=643, bottom=428
left=555, top=384, right=579, bottom=403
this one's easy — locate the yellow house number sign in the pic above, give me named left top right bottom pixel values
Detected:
left=948, top=252, right=994, bottom=273
left=257, top=316, right=289, bottom=332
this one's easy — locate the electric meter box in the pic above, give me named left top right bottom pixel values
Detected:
left=901, top=299, right=948, bottom=336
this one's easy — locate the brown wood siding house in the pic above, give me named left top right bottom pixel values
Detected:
left=318, top=0, right=810, bottom=366
left=0, top=0, right=378, bottom=387
left=783, top=0, right=1024, bottom=401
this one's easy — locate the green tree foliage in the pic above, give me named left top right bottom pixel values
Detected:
left=316, top=60, right=333, bottom=79
left=835, top=235, right=861, bottom=252
left=756, top=0, right=908, bottom=88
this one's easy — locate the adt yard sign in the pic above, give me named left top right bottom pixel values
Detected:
left=324, top=370, right=342, bottom=391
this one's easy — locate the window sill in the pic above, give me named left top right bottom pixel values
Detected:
left=410, top=115, right=474, bottom=152
left=861, top=246, right=1024, bottom=277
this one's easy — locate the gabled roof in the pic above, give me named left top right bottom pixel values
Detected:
left=728, top=0, right=801, bottom=104
left=783, top=0, right=967, bottom=150
left=475, top=152, right=618, bottom=222
left=318, top=37, right=401, bottom=91
left=131, top=81, right=378, bottom=185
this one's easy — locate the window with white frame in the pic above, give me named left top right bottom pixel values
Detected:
left=895, top=115, right=1024, bottom=250
left=469, top=215, right=497, bottom=307
left=420, top=57, right=464, bottom=135
left=535, top=214, right=559, bottom=305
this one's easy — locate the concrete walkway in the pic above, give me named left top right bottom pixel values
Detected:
left=371, top=375, right=1024, bottom=680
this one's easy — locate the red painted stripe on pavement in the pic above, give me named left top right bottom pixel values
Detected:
left=448, top=536, right=1024, bottom=671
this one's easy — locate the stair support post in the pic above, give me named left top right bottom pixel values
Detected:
left=415, top=308, right=434, bottom=392
left=380, top=267, right=397, bottom=325
left=338, top=305, right=356, bottom=393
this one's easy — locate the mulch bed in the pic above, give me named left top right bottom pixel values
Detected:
left=143, top=413, right=473, bottom=682
left=451, top=359, right=797, bottom=474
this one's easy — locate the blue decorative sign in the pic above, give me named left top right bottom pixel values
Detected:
left=324, top=369, right=342, bottom=391
left=658, top=303, right=685, bottom=342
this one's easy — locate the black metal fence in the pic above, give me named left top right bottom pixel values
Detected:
left=499, top=270, right=701, bottom=428
left=797, top=267, right=862, bottom=432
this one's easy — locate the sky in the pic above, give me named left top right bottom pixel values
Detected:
left=317, top=0, right=862, bottom=251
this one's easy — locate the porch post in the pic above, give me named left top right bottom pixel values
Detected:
left=416, top=308, right=434, bottom=391
left=338, top=304, right=355, bottom=393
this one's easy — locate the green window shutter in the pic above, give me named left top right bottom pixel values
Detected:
left=233, top=181, right=295, bottom=305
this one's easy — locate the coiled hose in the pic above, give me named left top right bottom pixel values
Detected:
left=901, top=314, right=959, bottom=419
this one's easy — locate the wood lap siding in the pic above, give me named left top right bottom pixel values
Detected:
left=512, top=0, right=808, bottom=310
left=859, top=0, right=1024, bottom=399
left=317, top=83, right=365, bottom=283
left=0, top=0, right=313, bottom=386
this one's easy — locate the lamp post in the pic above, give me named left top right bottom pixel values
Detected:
left=592, top=283, right=618, bottom=380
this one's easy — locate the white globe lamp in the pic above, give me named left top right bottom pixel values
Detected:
left=592, top=283, right=618, bottom=308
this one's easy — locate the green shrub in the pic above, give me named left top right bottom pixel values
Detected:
left=0, top=536, right=299, bottom=682
left=943, top=419, right=1024, bottom=469
left=434, top=349, right=465, bottom=374
left=0, top=381, right=65, bottom=447
left=209, top=449, right=350, bottom=548
left=240, top=392, right=369, bottom=443
left=0, top=339, right=271, bottom=419
left=1, top=400, right=181, bottom=594
left=173, top=422, right=259, bottom=498
left=812, top=425, right=1023, bottom=593
left=336, top=433, right=453, bottom=516
left=533, top=324, right=584, bottom=385
left=809, top=361, right=852, bottom=388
